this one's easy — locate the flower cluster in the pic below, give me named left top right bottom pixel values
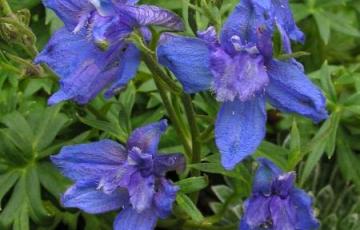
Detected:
left=240, top=158, right=319, bottom=230
left=52, top=120, right=184, bottom=230
left=35, top=0, right=183, bottom=105
left=157, top=0, right=328, bottom=169
left=36, top=0, right=325, bottom=229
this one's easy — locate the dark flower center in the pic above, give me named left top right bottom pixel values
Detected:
left=259, top=219, right=273, bottom=229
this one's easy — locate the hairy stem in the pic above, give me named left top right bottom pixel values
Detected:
left=142, top=53, right=192, bottom=159
left=182, top=94, right=202, bottom=203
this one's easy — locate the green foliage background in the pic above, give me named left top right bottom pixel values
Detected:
left=0, top=0, right=360, bottom=229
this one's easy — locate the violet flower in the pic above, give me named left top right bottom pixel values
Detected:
left=240, top=158, right=319, bottom=230
left=157, top=0, right=328, bottom=169
left=35, top=0, right=183, bottom=105
left=51, top=120, right=184, bottom=230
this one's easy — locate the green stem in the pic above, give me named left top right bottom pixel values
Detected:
left=182, top=94, right=202, bottom=203
left=142, top=53, right=192, bottom=159
left=188, top=0, right=198, bottom=33
left=201, top=0, right=221, bottom=32
left=4, top=51, right=41, bottom=74
left=199, top=123, right=214, bottom=143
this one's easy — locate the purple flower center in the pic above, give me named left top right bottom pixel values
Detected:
left=72, top=2, right=132, bottom=50
left=259, top=219, right=273, bottom=229
left=127, top=147, right=154, bottom=177
left=209, top=35, right=269, bottom=102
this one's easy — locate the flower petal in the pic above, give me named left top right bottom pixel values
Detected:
left=253, top=158, right=283, bottom=195
left=98, top=164, right=137, bottom=195
left=215, top=97, right=266, bottom=170
left=35, top=28, right=123, bottom=105
left=48, top=62, right=118, bottom=105
left=154, top=153, right=185, bottom=176
left=35, top=28, right=96, bottom=80
left=89, top=0, right=115, bottom=16
left=197, top=26, right=218, bottom=44
left=157, top=33, right=213, bottom=93
left=114, top=0, right=139, bottom=5
left=62, top=181, right=128, bottom=214
left=105, top=44, right=141, bottom=97
left=90, top=13, right=132, bottom=45
left=43, top=0, right=92, bottom=31
left=220, top=0, right=269, bottom=55
left=114, top=207, right=158, bottom=230
left=128, top=172, right=155, bottom=212
left=290, top=189, right=320, bottom=229
left=266, top=60, right=328, bottom=123
left=120, top=5, right=184, bottom=31
left=269, top=196, right=297, bottom=229
left=51, top=140, right=126, bottom=181
left=272, top=172, right=296, bottom=198
left=240, top=196, right=272, bottom=229
left=270, top=0, right=304, bottom=43
left=127, top=120, right=167, bottom=154
left=154, top=179, right=178, bottom=218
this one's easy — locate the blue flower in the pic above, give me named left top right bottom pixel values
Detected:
left=157, top=0, right=328, bottom=170
left=51, top=120, right=185, bottom=230
left=35, top=0, right=183, bottom=105
left=240, top=158, right=319, bottom=230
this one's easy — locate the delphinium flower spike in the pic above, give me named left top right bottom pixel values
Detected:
left=240, top=158, right=319, bottom=230
left=157, top=0, right=328, bottom=170
left=35, top=0, right=183, bottom=105
left=52, top=120, right=185, bottom=230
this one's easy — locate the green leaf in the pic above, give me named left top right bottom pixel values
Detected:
left=32, top=105, right=69, bottom=151
left=190, top=163, right=242, bottom=179
left=291, top=3, right=311, bottom=21
left=176, top=193, right=204, bottom=223
left=0, top=170, right=20, bottom=209
left=13, top=205, right=29, bottom=230
left=0, top=129, right=33, bottom=165
left=314, top=12, right=331, bottom=44
left=37, top=162, right=71, bottom=198
left=24, top=78, right=53, bottom=97
left=45, top=9, right=64, bottom=33
left=8, top=0, right=40, bottom=10
left=78, top=115, right=127, bottom=142
left=26, top=166, right=52, bottom=224
left=315, top=0, right=351, bottom=8
left=137, top=79, right=157, bottom=92
left=343, top=92, right=360, bottom=106
left=301, top=112, right=341, bottom=184
left=287, top=119, right=302, bottom=170
left=131, top=107, right=166, bottom=128
left=0, top=172, right=28, bottom=227
left=255, top=141, right=289, bottom=169
left=337, top=131, right=360, bottom=189
left=118, top=82, right=136, bottom=133
left=318, top=61, right=337, bottom=102
left=39, top=130, right=92, bottom=158
left=1, top=111, right=34, bottom=152
left=326, top=12, right=360, bottom=37
left=301, top=140, right=327, bottom=185
left=212, top=185, right=233, bottom=203
left=176, top=176, right=208, bottom=194
left=324, top=115, right=340, bottom=158
left=0, top=166, right=52, bottom=228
